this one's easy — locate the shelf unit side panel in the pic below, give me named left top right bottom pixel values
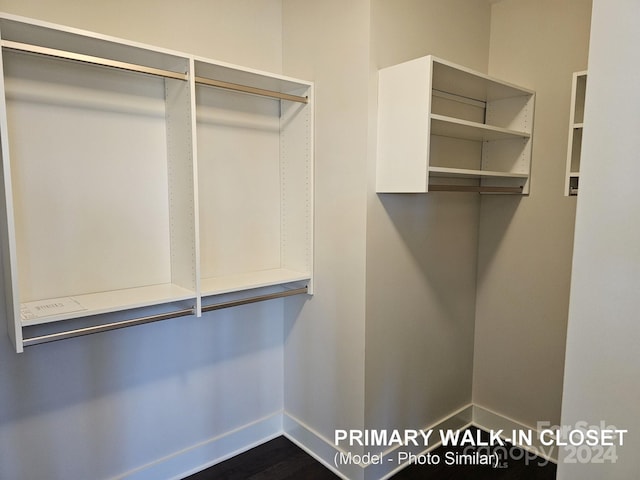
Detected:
left=0, top=32, right=23, bottom=352
left=481, top=137, right=531, bottom=173
left=280, top=87, right=313, bottom=285
left=165, top=73, right=198, bottom=297
left=376, top=57, right=430, bottom=193
left=430, top=94, right=485, bottom=124
left=485, top=94, right=534, bottom=132
left=429, top=135, right=483, bottom=171
left=5, top=52, right=174, bottom=303
left=196, top=86, right=282, bottom=280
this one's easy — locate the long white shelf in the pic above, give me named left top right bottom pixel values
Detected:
left=20, top=283, right=196, bottom=327
left=201, top=268, right=311, bottom=297
left=429, top=166, right=529, bottom=180
left=430, top=114, right=530, bottom=142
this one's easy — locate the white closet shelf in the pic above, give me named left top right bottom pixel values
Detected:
left=431, top=114, right=530, bottom=142
left=201, top=268, right=311, bottom=297
left=20, top=283, right=195, bottom=327
left=429, top=166, right=529, bottom=180
left=573, top=123, right=584, bottom=129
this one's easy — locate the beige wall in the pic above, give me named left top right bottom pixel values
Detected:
left=282, top=0, right=370, bottom=466
left=474, top=0, right=591, bottom=428
left=0, top=0, right=282, bottom=72
left=365, top=0, right=490, bottom=433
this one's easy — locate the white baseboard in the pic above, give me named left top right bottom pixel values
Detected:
left=118, top=404, right=555, bottom=480
left=283, top=405, right=474, bottom=480
left=114, top=412, right=283, bottom=480
left=370, top=404, right=474, bottom=480
left=472, top=404, right=558, bottom=463
left=283, top=412, right=359, bottom=480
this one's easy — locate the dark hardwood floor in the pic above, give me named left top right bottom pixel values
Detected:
left=184, top=429, right=556, bottom=480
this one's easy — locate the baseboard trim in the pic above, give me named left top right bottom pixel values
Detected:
left=371, top=404, right=473, bottom=480
left=120, top=404, right=556, bottom=480
left=283, top=405, right=474, bottom=480
left=114, top=411, right=283, bottom=480
left=283, top=412, right=357, bottom=480
left=472, top=404, right=558, bottom=463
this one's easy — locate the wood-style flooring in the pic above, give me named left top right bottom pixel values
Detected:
left=184, top=429, right=557, bottom=480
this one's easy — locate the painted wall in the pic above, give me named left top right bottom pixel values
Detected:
left=0, top=1, right=286, bottom=479
left=473, top=0, right=591, bottom=429
left=0, top=0, right=282, bottom=71
left=281, top=0, right=369, bottom=471
left=365, top=0, right=490, bottom=435
left=559, top=0, right=640, bottom=477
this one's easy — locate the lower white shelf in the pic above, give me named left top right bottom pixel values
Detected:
left=201, top=268, right=311, bottom=297
left=20, top=283, right=196, bottom=326
left=429, top=166, right=529, bottom=180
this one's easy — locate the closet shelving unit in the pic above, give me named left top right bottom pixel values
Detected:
left=376, top=55, right=535, bottom=194
left=0, top=13, right=314, bottom=353
left=565, top=71, right=587, bottom=196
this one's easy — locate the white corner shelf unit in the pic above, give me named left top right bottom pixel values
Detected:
left=565, top=71, right=587, bottom=196
left=0, top=13, right=313, bottom=353
left=376, top=55, right=535, bottom=194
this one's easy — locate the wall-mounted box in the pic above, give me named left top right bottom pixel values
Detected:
left=377, top=56, right=535, bottom=194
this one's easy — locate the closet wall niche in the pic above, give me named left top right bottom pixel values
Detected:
left=565, top=70, right=586, bottom=196
left=0, top=13, right=314, bottom=353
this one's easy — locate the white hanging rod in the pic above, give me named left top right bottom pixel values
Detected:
left=429, top=184, right=524, bottom=194
left=195, top=76, right=308, bottom=104
left=1, top=40, right=188, bottom=81
left=22, top=286, right=308, bottom=348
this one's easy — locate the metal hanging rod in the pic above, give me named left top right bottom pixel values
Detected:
left=428, top=184, right=524, bottom=194
left=1, top=40, right=188, bottom=81
left=195, top=76, right=308, bottom=104
left=201, top=286, right=309, bottom=313
left=22, top=286, right=308, bottom=348
left=0, top=41, right=308, bottom=104
left=22, top=307, right=195, bottom=348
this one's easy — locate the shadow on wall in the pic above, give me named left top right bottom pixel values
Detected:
left=0, top=287, right=284, bottom=425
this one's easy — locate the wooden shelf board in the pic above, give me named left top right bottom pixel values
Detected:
left=20, top=283, right=195, bottom=326
left=429, top=166, right=529, bottom=180
left=201, top=268, right=310, bottom=297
